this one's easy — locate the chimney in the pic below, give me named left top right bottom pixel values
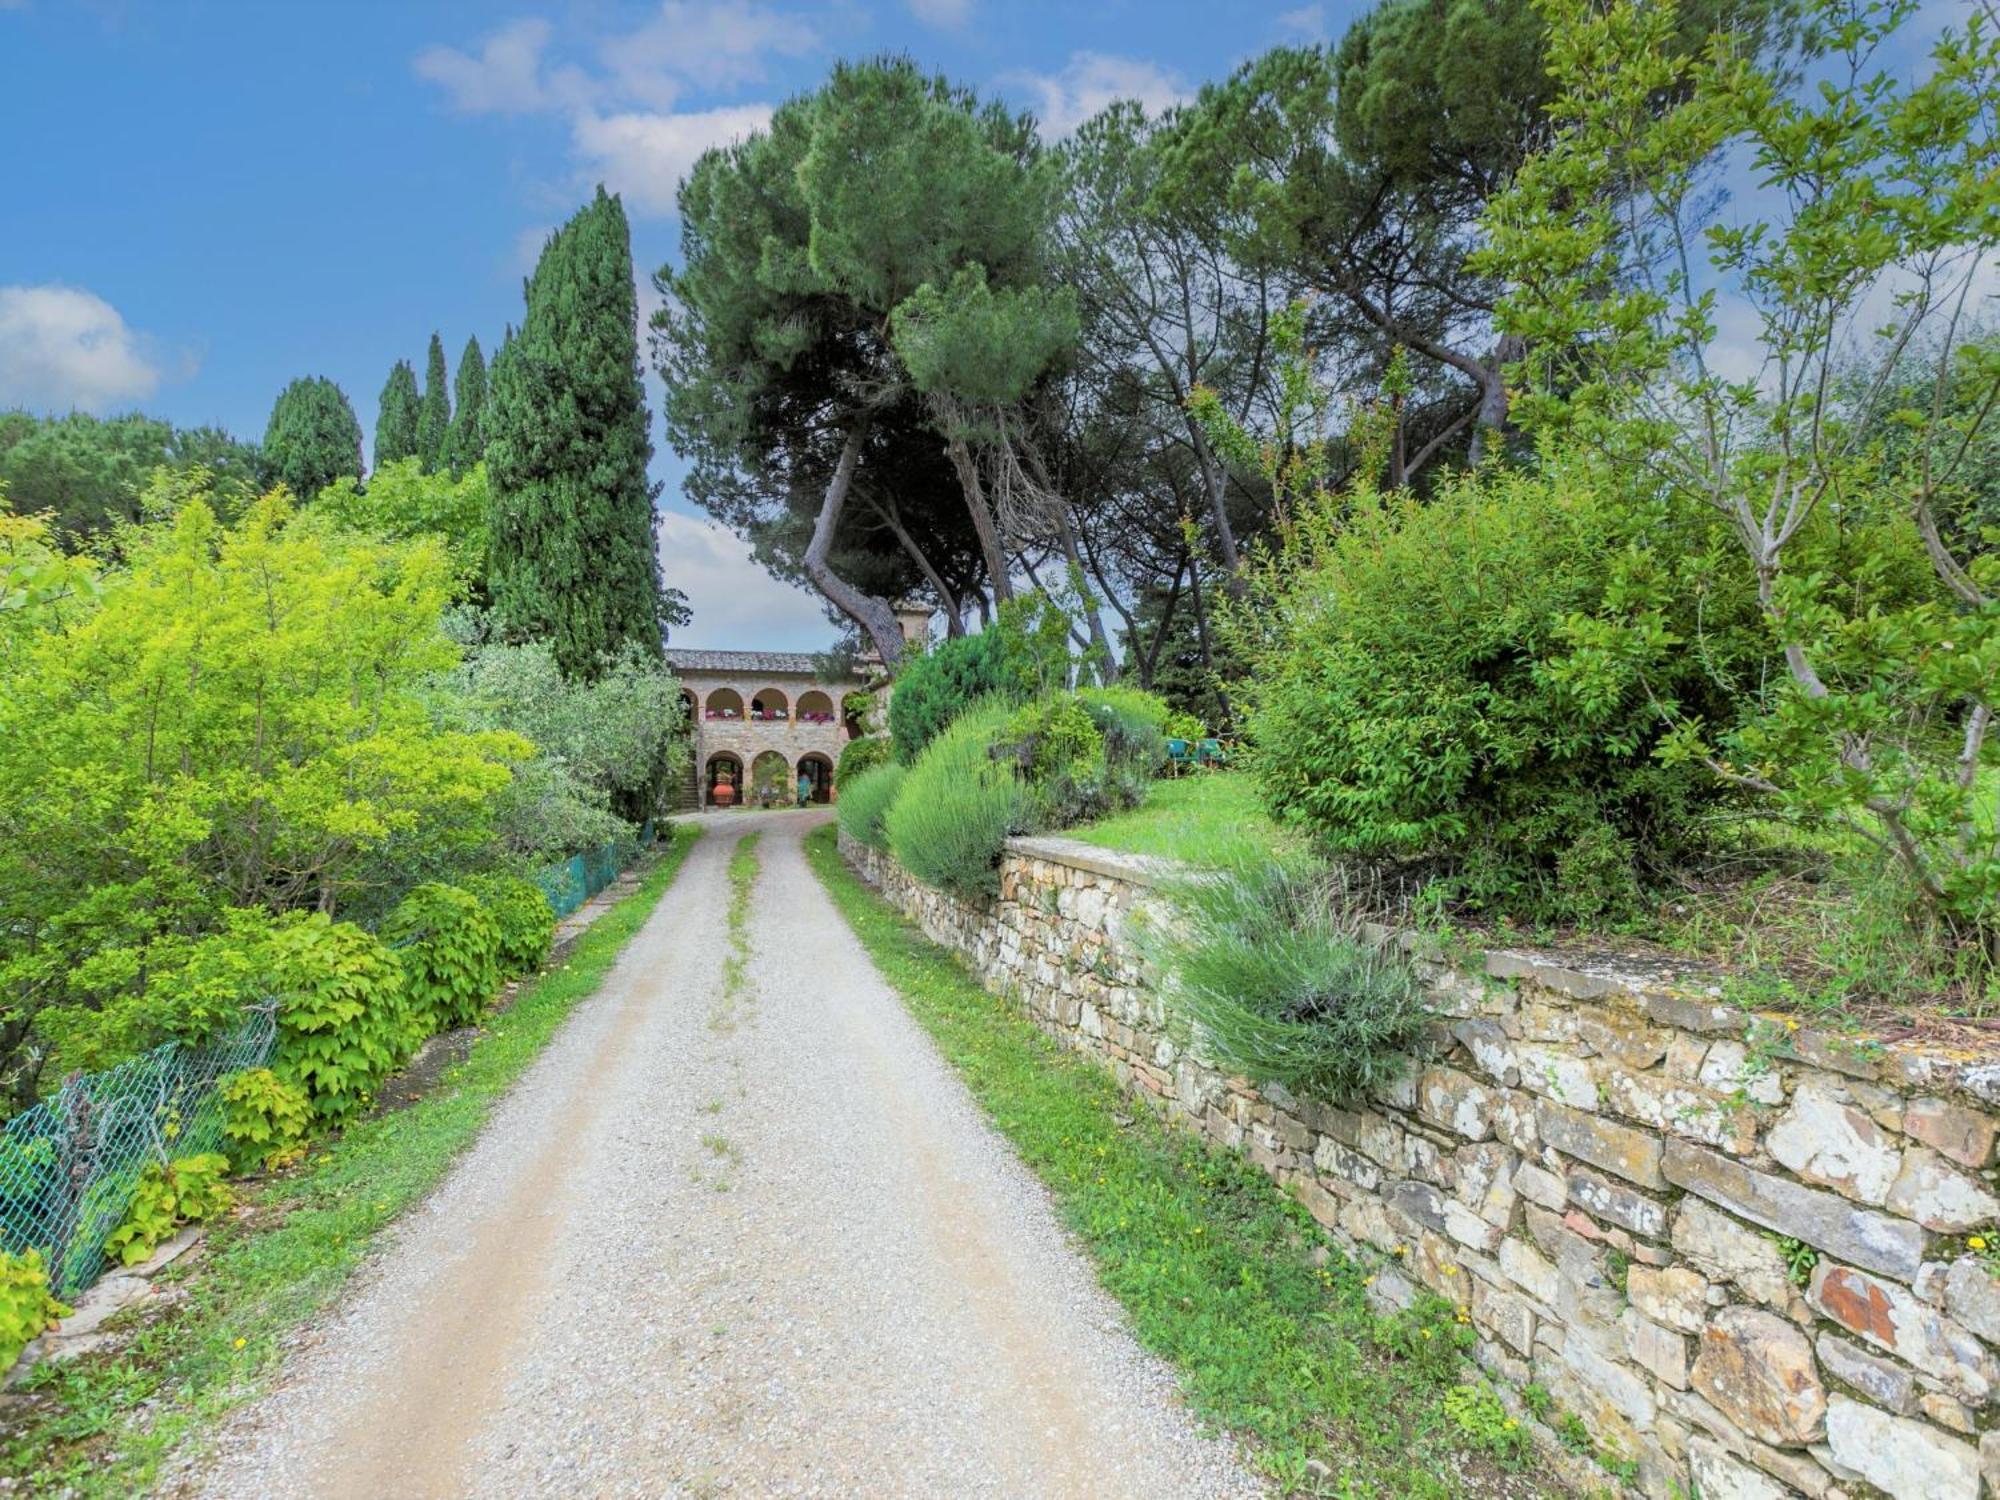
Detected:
left=891, top=599, right=933, bottom=653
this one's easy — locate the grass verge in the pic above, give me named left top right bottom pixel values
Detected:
left=1071, top=772, right=1296, bottom=869
left=0, top=824, right=702, bottom=1497
left=804, top=823, right=1565, bottom=1499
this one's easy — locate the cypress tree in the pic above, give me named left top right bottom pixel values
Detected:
left=417, top=332, right=451, bottom=472
left=485, top=188, right=664, bottom=679
left=264, top=376, right=363, bottom=499
left=374, top=360, right=421, bottom=469
left=444, top=335, right=487, bottom=474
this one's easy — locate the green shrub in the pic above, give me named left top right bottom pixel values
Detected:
left=266, top=912, right=411, bottom=1122
left=886, top=701, right=1030, bottom=900
left=1147, top=856, right=1429, bottom=1103
left=888, top=629, right=1014, bottom=764
left=218, top=1067, right=312, bottom=1171
left=998, top=694, right=1105, bottom=782
left=461, top=874, right=556, bottom=976
left=0, top=1251, right=68, bottom=1370
left=104, top=1153, right=233, bottom=1268
left=385, top=883, right=502, bottom=1034
left=837, top=763, right=908, bottom=852
left=835, top=733, right=892, bottom=785
left=1232, top=461, right=1758, bottom=920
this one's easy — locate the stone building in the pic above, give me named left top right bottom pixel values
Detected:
left=666, top=605, right=931, bottom=809
left=666, top=650, right=866, bottom=808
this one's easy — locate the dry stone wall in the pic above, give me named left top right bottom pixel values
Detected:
left=841, top=829, right=2000, bottom=1500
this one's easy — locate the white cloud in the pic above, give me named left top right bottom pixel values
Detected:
left=603, top=3, right=818, bottom=105
left=1275, top=4, right=1326, bottom=39
left=572, top=105, right=773, bottom=218
left=656, top=508, right=834, bottom=651
left=1007, top=53, right=1189, bottom=139
left=414, top=18, right=592, bottom=115
left=0, top=285, right=166, bottom=413
left=908, top=0, right=973, bottom=28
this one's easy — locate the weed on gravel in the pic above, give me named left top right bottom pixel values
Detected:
left=0, top=826, right=702, bottom=1498
left=805, top=824, right=1567, bottom=1500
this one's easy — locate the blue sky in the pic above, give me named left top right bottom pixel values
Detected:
left=0, top=0, right=1365, bottom=650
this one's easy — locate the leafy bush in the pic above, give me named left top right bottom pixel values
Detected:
left=999, top=694, right=1104, bottom=782
left=218, top=1068, right=312, bottom=1171
left=837, top=763, right=908, bottom=852
left=836, top=733, right=891, bottom=786
left=0, top=1251, right=68, bottom=1370
left=104, top=1153, right=234, bottom=1268
left=888, top=629, right=1013, bottom=764
left=1232, top=461, right=1757, bottom=920
left=267, top=913, right=411, bottom=1122
left=462, top=874, right=556, bottom=976
left=384, top=883, right=502, bottom=1033
left=886, top=701, right=1030, bottom=900
left=886, top=593, right=1084, bottom=764
left=1147, top=856, right=1429, bottom=1103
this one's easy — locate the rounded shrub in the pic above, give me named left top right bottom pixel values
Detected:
left=836, top=733, right=892, bottom=786
left=1148, top=856, right=1429, bottom=1103
left=1233, top=461, right=1759, bottom=920
left=384, top=882, right=503, bottom=1035
left=837, top=763, right=907, bottom=852
left=886, top=700, right=1030, bottom=900
left=266, top=912, right=412, bottom=1122
left=888, top=629, right=1013, bottom=764
left=462, top=873, right=556, bottom=976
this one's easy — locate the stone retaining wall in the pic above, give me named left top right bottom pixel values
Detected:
left=841, top=829, right=2000, bottom=1500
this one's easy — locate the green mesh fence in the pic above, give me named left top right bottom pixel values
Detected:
left=0, top=1011, right=275, bottom=1297
left=533, top=820, right=652, bottom=920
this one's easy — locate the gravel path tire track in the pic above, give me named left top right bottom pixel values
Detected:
left=192, top=811, right=1260, bottom=1500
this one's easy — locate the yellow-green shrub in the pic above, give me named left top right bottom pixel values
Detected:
left=218, top=1068, right=312, bottom=1170
left=0, top=1251, right=68, bottom=1370
left=837, top=763, right=907, bottom=852
left=886, top=701, right=1029, bottom=900
left=385, top=882, right=502, bottom=1032
left=461, top=874, right=556, bottom=976
left=267, top=912, right=411, bottom=1122
left=104, top=1153, right=233, bottom=1268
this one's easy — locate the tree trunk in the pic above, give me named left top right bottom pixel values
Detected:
left=1056, top=509, right=1119, bottom=682
left=943, top=433, right=1013, bottom=603
left=864, top=491, right=964, bottom=637
left=803, top=422, right=905, bottom=668
left=1186, top=420, right=1246, bottom=596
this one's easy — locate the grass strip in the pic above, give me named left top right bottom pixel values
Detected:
left=805, top=822, right=1565, bottom=1500
left=2, top=824, right=703, bottom=1497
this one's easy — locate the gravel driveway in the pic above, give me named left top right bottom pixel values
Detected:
left=191, top=811, right=1260, bottom=1499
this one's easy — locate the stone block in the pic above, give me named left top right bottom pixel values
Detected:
left=1814, top=1331, right=1917, bottom=1414
left=1885, top=1146, right=2000, bottom=1234
left=1687, top=1437, right=1793, bottom=1500
left=1628, top=1265, right=1709, bottom=1333
left=1664, top=1140, right=1925, bottom=1282
left=1766, top=1083, right=1903, bottom=1204
left=1561, top=1331, right=1656, bottom=1428
left=1312, top=1136, right=1382, bottom=1193
left=1604, top=1068, right=1757, bottom=1154
left=1471, top=1274, right=1536, bottom=1355
left=1569, top=1168, right=1669, bottom=1239
left=1537, top=1099, right=1665, bottom=1188
left=1698, top=1040, right=1785, bottom=1106
left=1942, top=1255, right=2000, bottom=1344
left=1577, top=1005, right=1671, bottom=1070
left=1516, top=1044, right=1600, bottom=1110
left=1512, top=1161, right=1567, bottom=1211
left=1689, top=1306, right=1826, bottom=1449
left=1672, top=1198, right=1796, bottom=1309
left=1823, top=1394, right=1980, bottom=1500
left=1807, top=1261, right=1995, bottom=1402
left=1903, top=1096, right=1998, bottom=1169
left=1625, top=1308, right=1690, bottom=1389
left=1499, top=1235, right=1560, bottom=1308
left=1450, top=1017, right=1518, bottom=1086
left=1443, top=1199, right=1504, bottom=1254
left=1417, top=1066, right=1496, bottom=1141
left=1382, top=1178, right=1447, bottom=1236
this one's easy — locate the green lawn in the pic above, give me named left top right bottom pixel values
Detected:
left=0, top=826, right=702, bottom=1497
left=1071, top=772, right=1296, bottom=868
left=805, top=822, right=1566, bottom=1499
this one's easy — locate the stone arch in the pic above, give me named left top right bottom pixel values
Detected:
left=797, top=689, right=834, bottom=725
left=798, top=751, right=834, bottom=804
left=705, top=687, right=743, bottom=720
left=704, top=751, right=743, bottom=806
left=748, top=749, right=790, bottom=806
left=750, top=687, right=789, bottom=721
left=679, top=687, right=697, bottom=728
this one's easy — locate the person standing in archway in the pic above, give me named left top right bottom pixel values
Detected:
left=797, top=767, right=812, bottom=808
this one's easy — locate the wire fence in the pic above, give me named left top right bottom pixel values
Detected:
left=0, top=824, right=665, bottom=1300
left=0, top=1011, right=275, bottom=1297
